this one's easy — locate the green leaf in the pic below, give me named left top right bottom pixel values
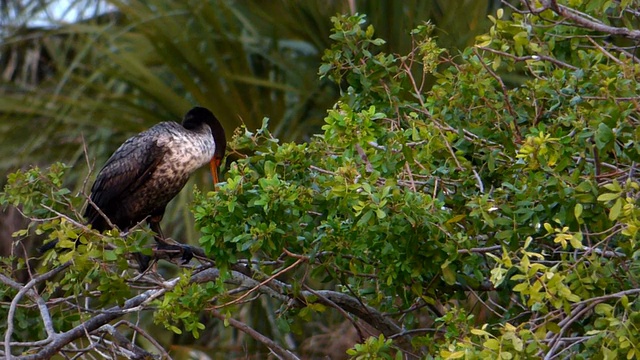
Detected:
left=595, top=303, right=613, bottom=316
left=442, top=266, right=457, bottom=285
left=484, top=339, right=500, bottom=350
left=595, top=123, right=614, bottom=149
left=513, top=283, right=529, bottom=292
left=103, top=250, right=118, bottom=261
left=609, top=198, right=622, bottom=221
left=569, top=233, right=583, bottom=249
left=448, top=351, right=465, bottom=359
left=603, top=181, right=621, bottom=192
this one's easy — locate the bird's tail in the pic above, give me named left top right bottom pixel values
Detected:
left=84, top=205, right=110, bottom=232
left=38, top=239, right=59, bottom=253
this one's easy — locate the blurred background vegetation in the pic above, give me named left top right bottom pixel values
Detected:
left=0, top=0, right=503, bottom=357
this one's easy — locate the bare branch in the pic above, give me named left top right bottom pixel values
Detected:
left=94, top=325, right=155, bottom=359
left=15, top=280, right=176, bottom=360
left=191, top=265, right=413, bottom=351
left=3, top=263, right=70, bottom=358
left=458, top=245, right=502, bottom=254
left=215, top=256, right=306, bottom=309
left=302, top=284, right=368, bottom=342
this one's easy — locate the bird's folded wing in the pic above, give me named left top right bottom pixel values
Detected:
left=84, top=132, right=167, bottom=222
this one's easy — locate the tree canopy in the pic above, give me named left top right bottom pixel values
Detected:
left=2, top=0, right=640, bottom=359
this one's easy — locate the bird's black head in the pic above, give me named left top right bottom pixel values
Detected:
left=182, top=107, right=227, bottom=161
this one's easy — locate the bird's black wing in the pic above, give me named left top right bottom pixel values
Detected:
left=84, top=129, right=167, bottom=227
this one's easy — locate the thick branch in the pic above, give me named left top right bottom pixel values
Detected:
left=519, top=0, right=640, bottom=40
left=548, top=0, right=640, bottom=40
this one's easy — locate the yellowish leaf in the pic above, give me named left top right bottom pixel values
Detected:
left=570, top=233, right=583, bottom=249
left=471, top=328, right=491, bottom=336
left=574, top=203, right=583, bottom=219
left=447, top=351, right=465, bottom=359
left=597, top=193, right=620, bottom=202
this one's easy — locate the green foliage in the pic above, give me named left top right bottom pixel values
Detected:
left=196, top=18, right=455, bottom=315
left=193, top=4, right=640, bottom=358
left=0, top=0, right=499, bottom=251
left=0, top=0, right=496, bottom=180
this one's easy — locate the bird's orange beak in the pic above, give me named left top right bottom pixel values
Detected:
left=210, top=157, right=221, bottom=189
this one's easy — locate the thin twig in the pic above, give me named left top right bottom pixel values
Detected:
left=478, top=46, right=579, bottom=70
left=544, top=303, right=595, bottom=360
left=458, top=245, right=502, bottom=254
left=80, top=133, right=94, bottom=195
left=473, top=48, right=522, bottom=142
left=113, top=320, right=172, bottom=360
left=215, top=256, right=306, bottom=309
left=210, top=309, right=300, bottom=360
left=302, top=284, right=368, bottom=342
left=309, top=165, right=336, bottom=175
left=586, top=36, right=624, bottom=65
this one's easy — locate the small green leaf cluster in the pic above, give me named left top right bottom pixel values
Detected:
left=319, top=14, right=390, bottom=96
left=346, top=334, right=399, bottom=360
left=153, top=271, right=214, bottom=338
left=0, top=163, right=74, bottom=218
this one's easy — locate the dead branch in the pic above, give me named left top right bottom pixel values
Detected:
left=2, top=263, right=71, bottom=358
left=14, top=281, right=175, bottom=360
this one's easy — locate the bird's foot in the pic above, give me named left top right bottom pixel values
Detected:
left=155, top=240, right=194, bottom=265
left=180, top=245, right=194, bottom=264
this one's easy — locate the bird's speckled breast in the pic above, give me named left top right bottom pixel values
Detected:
left=156, top=122, right=216, bottom=176
left=121, top=122, right=216, bottom=224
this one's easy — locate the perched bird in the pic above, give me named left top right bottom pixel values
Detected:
left=84, top=106, right=226, bottom=236
left=42, top=107, right=226, bottom=267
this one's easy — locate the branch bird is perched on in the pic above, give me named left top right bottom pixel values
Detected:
left=43, top=107, right=226, bottom=269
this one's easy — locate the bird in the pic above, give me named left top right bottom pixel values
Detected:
left=41, top=107, right=226, bottom=268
